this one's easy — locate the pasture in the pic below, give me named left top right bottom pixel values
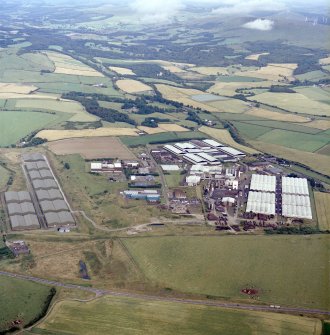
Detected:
left=249, top=92, right=330, bottom=116
left=249, top=140, right=330, bottom=176
left=191, top=66, right=228, bottom=75
left=123, top=235, right=330, bottom=309
left=0, top=111, right=57, bottom=146
left=0, top=165, right=10, bottom=190
left=198, top=126, right=258, bottom=154
left=245, top=108, right=310, bottom=123
left=0, top=83, right=37, bottom=94
left=36, top=295, right=322, bottom=335
left=0, top=276, right=53, bottom=332
left=47, top=137, right=136, bottom=159
left=36, top=127, right=138, bottom=141
left=116, top=79, right=153, bottom=93
left=14, top=98, right=98, bottom=122
left=109, top=66, right=136, bottom=75
left=314, top=192, right=330, bottom=231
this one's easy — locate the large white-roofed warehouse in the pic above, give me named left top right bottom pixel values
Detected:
left=282, top=177, right=309, bottom=195
left=246, top=191, right=276, bottom=215
left=250, top=174, right=276, bottom=193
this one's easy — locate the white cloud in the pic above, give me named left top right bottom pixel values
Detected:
left=212, top=0, right=286, bottom=15
left=242, top=18, right=274, bottom=31
left=131, top=0, right=185, bottom=23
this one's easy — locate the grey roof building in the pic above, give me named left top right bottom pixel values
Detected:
left=7, top=202, right=36, bottom=216
left=32, top=179, right=58, bottom=190
left=25, top=161, right=49, bottom=171
left=36, top=189, right=63, bottom=201
left=29, top=170, right=42, bottom=180
left=44, top=211, right=75, bottom=227
left=10, top=214, right=40, bottom=230
left=5, top=191, right=32, bottom=204
left=22, top=153, right=44, bottom=162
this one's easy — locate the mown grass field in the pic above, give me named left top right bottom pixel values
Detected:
left=314, top=192, right=330, bottom=231
left=123, top=235, right=330, bottom=309
left=0, top=111, right=58, bottom=146
left=36, top=295, right=322, bottom=335
left=0, top=276, right=52, bottom=332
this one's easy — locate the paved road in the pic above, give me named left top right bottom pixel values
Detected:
left=1, top=270, right=329, bottom=316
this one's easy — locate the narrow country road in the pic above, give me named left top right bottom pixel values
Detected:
left=1, top=270, right=329, bottom=316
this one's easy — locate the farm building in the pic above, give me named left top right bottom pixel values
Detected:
left=164, top=144, right=184, bottom=155
left=22, top=153, right=44, bottom=162
left=282, top=194, right=312, bottom=219
left=7, top=202, right=36, bottom=216
left=5, top=191, right=32, bottom=204
left=39, top=200, right=69, bottom=213
left=202, top=139, right=224, bottom=148
left=161, top=165, right=180, bottom=172
left=90, top=161, right=122, bottom=173
left=250, top=174, right=276, bottom=193
left=10, top=214, right=40, bottom=230
left=225, top=179, right=239, bottom=190
left=196, top=152, right=219, bottom=165
left=248, top=161, right=272, bottom=171
left=44, top=211, right=75, bottom=227
left=183, top=153, right=207, bottom=165
left=218, top=147, right=246, bottom=158
left=282, top=177, right=309, bottom=195
left=25, top=161, right=49, bottom=171
left=36, top=189, right=63, bottom=201
left=186, top=175, right=201, bottom=186
left=28, top=169, right=53, bottom=180
left=32, top=179, right=58, bottom=190
left=246, top=191, right=276, bottom=215
left=122, top=190, right=161, bottom=202
left=174, top=142, right=196, bottom=150
left=222, top=197, right=236, bottom=206
left=172, top=189, right=187, bottom=200
left=122, top=160, right=140, bottom=168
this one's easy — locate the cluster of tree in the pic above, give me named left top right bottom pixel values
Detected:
left=22, top=137, right=47, bottom=147
left=122, top=97, right=171, bottom=115
left=269, top=85, right=296, bottom=93
left=141, top=117, right=170, bottom=128
left=265, top=226, right=325, bottom=235
left=62, top=92, right=136, bottom=125
left=186, top=111, right=203, bottom=125
left=222, top=121, right=246, bottom=145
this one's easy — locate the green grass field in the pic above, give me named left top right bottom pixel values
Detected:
left=0, top=165, right=10, bottom=190
left=123, top=235, right=330, bottom=309
left=36, top=295, right=322, bottom=335
left=0, top=276, right=53, bottom=332
left=314, top=192, right=330, bottom=231
left=256, top=129, right=329, bottom=152
left=0, top=111, right=58, bottom=146
left=165, top=172, right=184, bottom=188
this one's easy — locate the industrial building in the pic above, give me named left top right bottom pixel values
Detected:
left=246, top=191, right=276, bottom=215
left=250, top=174, right=276, bottom=193
left=22, top=153, right=44, bottom=162
left=90, top=161, right=122, bottom=173
left=36, top=189, right=63, bottom=201
left=44, top=211, right=75, bottom=227
left=10, top=214, right=40, bottom=230
left=5, top=191, right=32, bottom=204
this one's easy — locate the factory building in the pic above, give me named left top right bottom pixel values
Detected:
left=122, top=190, right=161, bottom=202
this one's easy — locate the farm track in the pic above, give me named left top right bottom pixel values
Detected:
left=0, top=270, right=329, bottom=317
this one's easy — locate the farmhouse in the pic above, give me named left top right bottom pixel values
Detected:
left=90, top=161, right=122, bottom=173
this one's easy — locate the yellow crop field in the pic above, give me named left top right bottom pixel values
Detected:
left=116, top=79, right=153, bottom=93
left=250, top=140, right=330, bottom=176
left=14, top=98, right=97, bottom=122
left=138, top=124, right=189, bottom=134
left=37, top=127, right=138, bottom=141
left=0, top=93, right=58, bottom=100
left=304, top=120, right=330, bottom=130
left=314, top=192, right=330, bottom=230
left=235, top=63, right=297, bottom=81
left=245, top=52, right=270, bottom=60
left=109, top=66, right=136, bottom=75
left=246, top=108, right=311, bottom=123
left=0, top=83, right=38, bottom=94
left=44, top=51, right=104, bottom=77
left=208, top=81, right=275, bottom=96
left=156, top=84, right=218, bottom=112
left=161, top=65, right=186, bottom=73
left=191, top=67, right=228, bottom=75
left=319, top=56, right=330, bottom=65
left=250, top=92, right=330, bottom=116
left=199, top=126, right=259, bottom=154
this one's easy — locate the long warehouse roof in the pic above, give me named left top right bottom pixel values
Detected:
left=246, top=191, right=276, bottom=215
left=282, top=205, right=312, bottom=220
